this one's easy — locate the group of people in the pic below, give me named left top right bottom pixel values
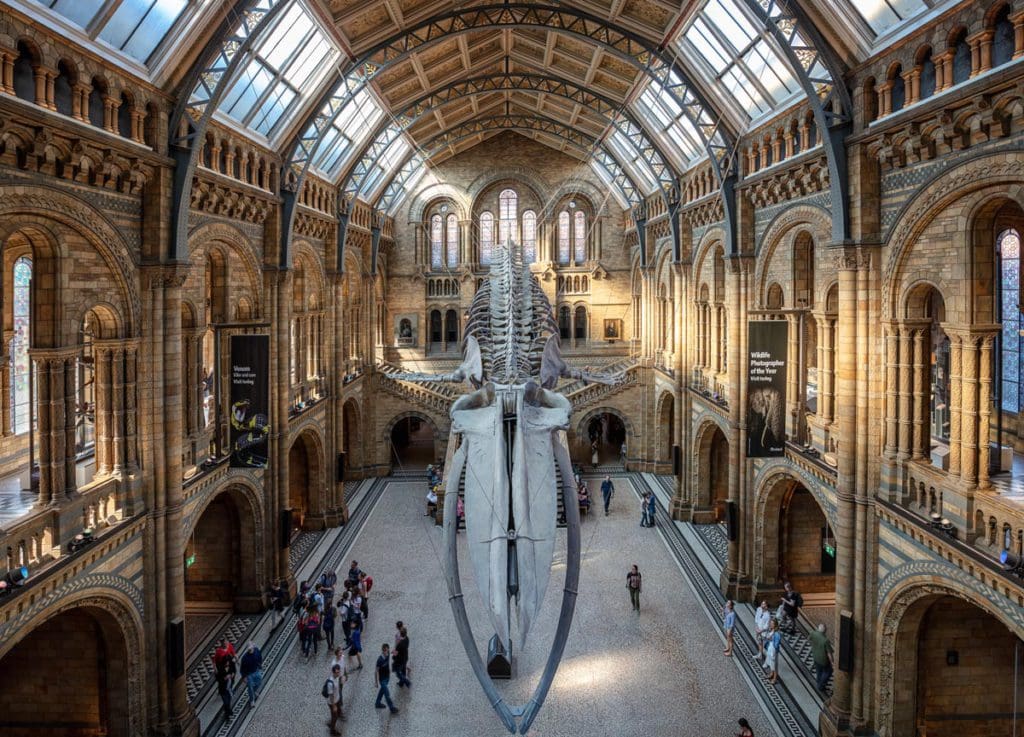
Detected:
left=722, top=581, right=831, bottom=693
left=212, top=638, right=264, bottom=716
left=290, top=564, right=374, bottom=662
left=639, top=491, right=657, bottom=527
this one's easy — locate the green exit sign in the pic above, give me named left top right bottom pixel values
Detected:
left=186, top=554, right=196, bottom=568
left=824, top=544, right=835, bottom=558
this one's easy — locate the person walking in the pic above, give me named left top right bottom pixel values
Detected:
left=358, top=571, right=373, bottom=622
left=591, top=439, right=600, bottom=468
left=620, top=441, right=627, bottom=466
left=736, top=717, right=755, bottom=736
left=214, top=638, right=237, bottom=687
left=601, top=476, right=615, bottom=516
left=645, top=492, right=656, bottom=527
left=754, top=601, right=772, bottom=659
left=626, top=564, right=642, bottom=612
left=374, top=643, right=399, bottom=713
left=215, top=659, right=233, bottom=717
left=323, top=602, right=337, bottom=651
left=302, top=609, right=321, bottom=659
left=393, top=625, right=411, bottom=688
left=639, top=492, right=651, bottom=527
left=779, top=581, right=802, bottom=633
left=332, top=645, right=348, bottom=677
left=808, top=623, right=834, bottom=694
left=764, top=618, right=781, bottom=684
left=346, top=560, right=362, bottom=586
left=347, top=619, right=363, bottom=670
left=723, top=600, right=736, bottom=657
left=324, top=663, right=346, bottom=735
left=270, top=579, right=287, bottom=628
left=239, top=642, right=263, bottom=706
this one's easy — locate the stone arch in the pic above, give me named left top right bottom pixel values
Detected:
left=184, top=477, right=265, bottom=611
left=901, top=279, right=948, bottom=320
left=0, top=189, right=140, bottom=341
left=385, top=410, right=443, bottom=469
left=876, top=574, right=1024, bottom=737
left=753, top=203, right=830, bottom=307
left=752, top=467, right=837, bottom=591
left=545, top=180, right=609, bottom=218
left=575, top=406, right=633, bottom=464
left=656, top=390, right=676, bottom=463
left=692, top=227, right=726, bottom=286
left=342, top=398, right=363, bottom=475
left=0, top=587, right=145, bottom=737
left=186, top=221, right=264, bottom=314
left=288, top=425, right=326, bottom=529
left=692, top=416, right=730, bottom=516
left=407, top=182, right=470, bottom=222
left=465, top=166, right=550, bottom=207
left=883, top=154, right=1024, bottom=320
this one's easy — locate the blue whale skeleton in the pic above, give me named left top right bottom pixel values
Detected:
left=394, top=241, right=622, bottom=733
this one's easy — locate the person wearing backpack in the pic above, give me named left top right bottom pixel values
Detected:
left=323, top=663, right=346, bottom=735
left=347, top=619, right=363, bottom=670
left=302, top=608, right=321, bottom=660
left=339, top=592, right=353, bottom=647
left=780, top=581, right=802, bottom=633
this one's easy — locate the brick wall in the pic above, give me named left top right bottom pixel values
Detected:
left=916, top=598, right=1020, bottom=737
left=0, top=607, right=128, bottom=736
left=184, top=494, right=240, bottom=603
left=783, top=488, right=834, bottom=594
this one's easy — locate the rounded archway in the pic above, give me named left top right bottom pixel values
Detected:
left=757, top=475, right=835, bottom=602
left=288, top=429, right=324, bottom=530
left=657, top=393, right=675, bottom=465
left=389, top=413, right=438, bottom=470
left=184, top=486, right=261, bottom=616
left=580, top=410, right=628, bottom=467
left=695, top=422, right=729, bottom=522
left=342, top=399, right=362, bottom=477
left=886, top=591, right=1023, bottom=737
left=0, top=604, right=133, bottom=736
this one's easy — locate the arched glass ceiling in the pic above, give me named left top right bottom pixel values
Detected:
left=30, top=0, right=198, bottom=64
left=312, top=89, right=386, bottom=178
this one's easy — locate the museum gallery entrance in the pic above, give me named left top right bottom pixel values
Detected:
left=390, top=415, right=436, bottom=469
left=586, top=412, right=627, bottom=466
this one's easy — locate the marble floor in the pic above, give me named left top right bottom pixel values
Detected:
left=236, top=478, right=778, bottom=737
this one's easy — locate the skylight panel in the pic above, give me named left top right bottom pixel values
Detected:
left=34, top=0, right=192, bottom=64
left=311, top=89, right=385, bottom=179
left=849, top=0, right=928, bottom=35
left=216, top=0, right=340, bottom=141
left=607, top=129, right=657, bottom=194
left=362, top=137, right=412, bottom=201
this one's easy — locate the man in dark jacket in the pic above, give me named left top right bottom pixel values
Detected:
left=239, top=642, right=263, bottom=706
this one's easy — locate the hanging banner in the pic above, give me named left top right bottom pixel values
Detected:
left=747, top=321, right=787, bottom=457
left=229, top=335, right=270, bottom=468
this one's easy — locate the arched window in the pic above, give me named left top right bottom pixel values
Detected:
left=889, top=65, right=905, bottom=113
left=557, top=211, right=570, bottom=265
left=430, top=214, right=443, bottom=270
left=999, top=228, right=1022, bottom=414
left=118, top=93, right=132, bottom=138
left=429, top=309, right=442, bottom=344
left=76, top=313, right=96, bottom=458
left=12, top=43, right=35, bottom=103
left=446, top=213, right=459, bottom=267
left=498, top=189, right=517, bottom=245
left=88, top=78, right=106, bottom=128
left=951, top=30, right=971, bottom=85
left=55, top=62, right=74, bottom=116
left=479, top=212, right=494, bottom=265
left=11, top=256, right=32, bottom=435
left=574, top=306, right=587, bottom=341
left=558, top=305, right=571, bottom=340
left=574, top=211, right=587, bottom=264
left=993, top=6, right=1015, bottom=68
left=522, top=210, right=537, bottom=264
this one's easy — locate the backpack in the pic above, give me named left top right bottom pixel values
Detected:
left=363, top=575, right=373, bottom=593
left=322, top=679, right=333, bottom=698
left=794, top=592, right=804, bottom=608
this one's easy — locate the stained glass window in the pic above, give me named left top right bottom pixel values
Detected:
left=574, top=211, right=587, bottom=264
left=558, top=211, right=571, bottom=265
left=522, top=210, right=537, bottom=264
left=499, top=190, right=517, bottom=245
left=479, top=212, right=494, bottom=266
left=446, top=214, right=459, bottom=268
left=11, top=256, right=32, bottom=435
left=1000, top=229, right=1021, bottom=414
left=430, top=214, right=443, bottom=270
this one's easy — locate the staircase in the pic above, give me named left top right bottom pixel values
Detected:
left=563, top=363, right=641, bottom=411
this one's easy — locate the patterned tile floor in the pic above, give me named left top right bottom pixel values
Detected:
left=236, top=478, right=779, bottom=737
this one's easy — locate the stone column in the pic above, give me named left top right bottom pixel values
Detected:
left=978, top=335, right=994, bottom=489
left=823, top=317, right=835, bottom=423
left=124, top=342, right=139, bottom=473
left=912, top=327, right=927, bottom=460
left=883, top=325, right=898, bottom=460
left=111, top=346, right=125, bottom=474
left=948, top=332, right=962, bottom=478
left=95, top=345, right=113, bottom=477
left=1012, top=10, right=1024, bottom=58
left=960, top=335, right=979, bottom=486
left=897, top=326, right=912, bottom=461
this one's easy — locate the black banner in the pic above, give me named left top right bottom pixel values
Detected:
left=747, top=321, right=787, bottom=457
left=230, top=335, right=270, bottom=468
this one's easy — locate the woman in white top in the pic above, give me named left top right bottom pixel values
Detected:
left=754, top=600, right=772, bottom=659
left=332, top=645, right=348, bottom=676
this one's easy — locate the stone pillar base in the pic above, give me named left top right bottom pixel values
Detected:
left=691, top=507, right=718, bottom=524
left=234, top=592, right=266, bottom=614
left=669, top=498, right=691, bottom=520
left=719, top=571, right=751, bottom=601
left=818, top=706, right=855, bottom=737
left=158, top=708, right=200, bottom=737
left=303, top=514, right=328, bottom=531
left=750, top=580, right=785, bottom=606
